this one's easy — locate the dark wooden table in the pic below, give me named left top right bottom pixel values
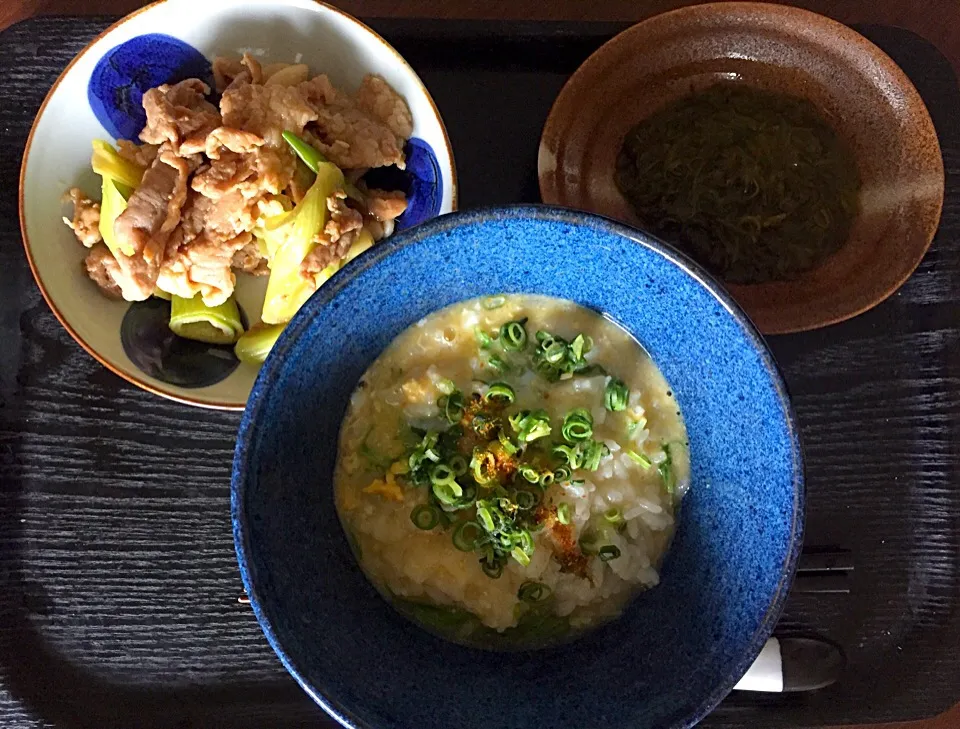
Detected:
left=1, top=2, right=958, bottom=728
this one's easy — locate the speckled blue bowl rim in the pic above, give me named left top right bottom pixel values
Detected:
left=232, top=204, right=805, bottom=729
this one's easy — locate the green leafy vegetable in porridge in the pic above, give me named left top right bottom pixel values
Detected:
left=334, top=294, right=691, bottom=650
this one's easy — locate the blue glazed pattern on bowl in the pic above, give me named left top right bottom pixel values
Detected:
left=232, top=206, right=804, bottom=729
left=88, top=33, right=212, bottom=140
left=361, top=136, right=443, bottom=230
left=394, top=137, right=442, bottom=230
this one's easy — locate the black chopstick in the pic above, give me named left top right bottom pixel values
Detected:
left=795, top=547, right=853, bottom=594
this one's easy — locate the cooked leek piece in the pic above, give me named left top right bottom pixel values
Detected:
left=282, top=131, right=363, bottom=202
left=169, top=294, right=244, bottom=345
left=282, top=131, right=325, bottom=172
left=91, top=140, right=145, bottom=190
left=234, top=322, right=286, bottom=364
left=261, top=161, right=344, bottom=325
left=252, top=195, right=295, bottom=261
left=343, top=226, right=375, bottom=265
left=306, top=226, right=376, bottom=295
left=98, top=176, right=136, bottom=257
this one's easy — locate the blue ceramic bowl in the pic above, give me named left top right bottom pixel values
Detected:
left=232, top=206, right=804, bottom=729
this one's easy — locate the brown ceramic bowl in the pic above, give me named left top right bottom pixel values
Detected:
left=539, top=2, right=944, bottom=334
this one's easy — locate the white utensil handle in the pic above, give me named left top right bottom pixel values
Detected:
left=734, top=636, right=845, bottom=693
left=735, top=637, right=784, bottom=692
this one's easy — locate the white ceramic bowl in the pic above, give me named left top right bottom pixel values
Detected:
left=19, top=0, right=457, bottom=409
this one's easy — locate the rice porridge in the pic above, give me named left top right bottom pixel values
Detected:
left=334, top=294, right=690, bottom=649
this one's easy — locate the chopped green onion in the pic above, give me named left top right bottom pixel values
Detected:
left=437, top=390, right=465, bottom=423
left=603, top=507, right=623, bottom=524
left=448, top=454, right=468, bottom=476
left=519, top=465, right=541, bottom=483
left=475, top=327, right=493, bottom=349
left=518, top=529, right=534, bottom=554
left=487, top=354, right=508, bottom=374
left=499, top=319, right=528, bottom=351
left=598, top=545, right=622, bottom=562
left=511, top=546, right=531, bottom=566
left=522, top=420, right=551, bottom=442
left=508, top=410, right=527, bottom=431
left=543, top=341, right=567, bottom=364
left=538, top=471, right=554, bottom=487
left=485, top=382, right=515, bottom=404
left=432, top=481, right=461, bottom=506
left=626, top=450, right=652, bottom=469
left=471, top=450, right=497, bottom=485
left=511, top=409, right=552, bottom=443
left=552, top=443, right=584, bottom=470
left=408, top=431, right=441, bottom=474
left=515, top=489, right=541, bottom=510
left=581, top=440, right=610, bottom=471
left=482, top=295, right=507, bottom=310
left=452, top=520, right=482, bottom=551
left=429, top=463, right=457, bottom=487
left=570, top=334, right=587, bottom=360
left=579, top=529, right=599, bottom=555
left=497, top=429, right=518, bottom=455
left=557, top=502, right=572, bottom=524
left=605, top=377, right=630, bottom=412
left=410, top=504, right=440, bottom=530
left=553, top=466, right=571, bottom=482
left=481, top=559, right=503, bottom=578
left=658, top=443, right=676, bottom=495
left=510, top=410, right=550, bottom=443
left=476, top=506, right=496, bottom=532
left=518, top=581, right=552, bottom=603
left=561, top=408, right=594, bottom=443
left=529, top=328, right=600, bottom=383
left=456, top=483, right=477, bottom=506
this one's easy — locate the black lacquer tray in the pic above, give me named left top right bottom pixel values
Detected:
left=0, top=16, right=957, bottom=729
